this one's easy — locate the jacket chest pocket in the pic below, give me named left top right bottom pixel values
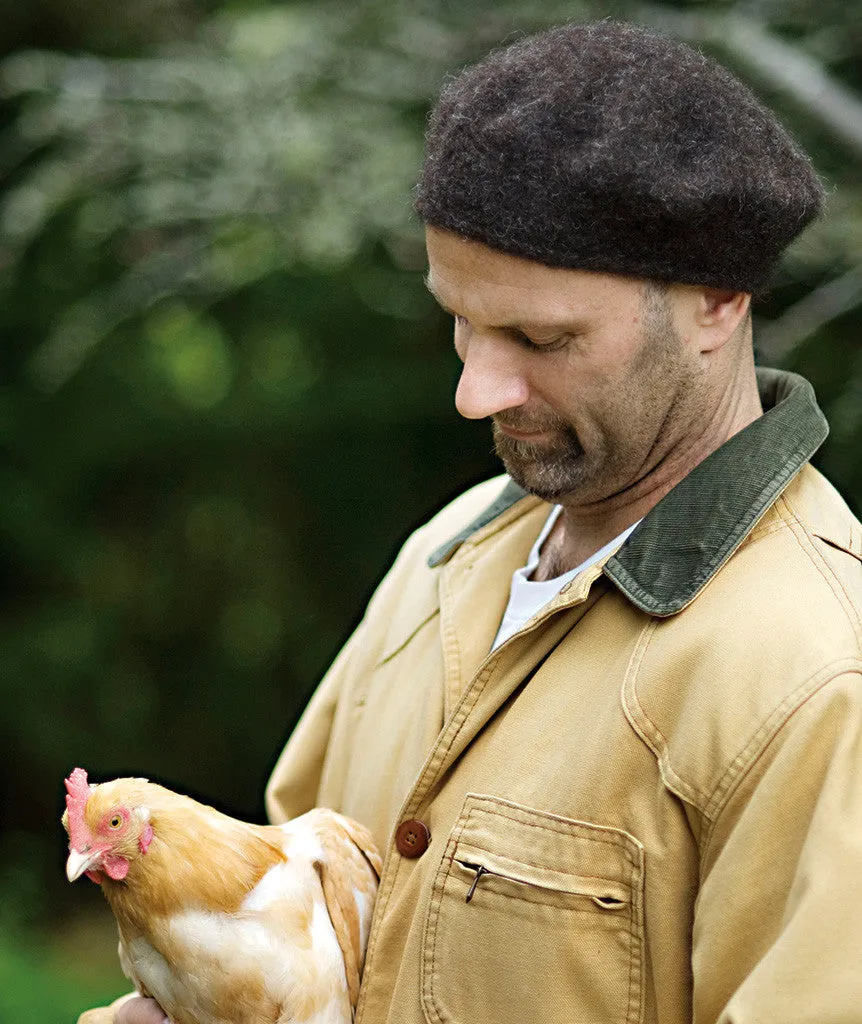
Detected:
left=422, top=794, right=645, bottom=1024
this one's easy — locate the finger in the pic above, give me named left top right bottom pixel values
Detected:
left=78, top=1009, right=116, bottom=1024
left=114, top=995, right=169, bottom=1024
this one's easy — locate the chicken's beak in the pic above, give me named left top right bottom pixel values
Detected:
left=66, top=847, right=99, bottom=882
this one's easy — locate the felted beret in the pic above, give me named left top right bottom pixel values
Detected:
left=414, top=21, right=824, bottom=293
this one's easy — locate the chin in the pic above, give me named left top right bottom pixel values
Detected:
left=494, top=427, right=592, bottom=501
left=502, top=460, right=591, bottom=504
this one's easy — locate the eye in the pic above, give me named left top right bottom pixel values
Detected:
left=513, top=331, right=568, bottom=353
left=109, top=814, right=123, bottom=829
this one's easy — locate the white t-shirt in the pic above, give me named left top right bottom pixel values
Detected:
left=491, top=506, right=641, bottom=650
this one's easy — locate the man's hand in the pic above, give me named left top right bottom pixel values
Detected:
left=115, top=996, right=168, bottom=1024
left=77, top=993, right=168, bottom=1024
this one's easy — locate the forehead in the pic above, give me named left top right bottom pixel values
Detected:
left=424, top=227, right=647, bottom=327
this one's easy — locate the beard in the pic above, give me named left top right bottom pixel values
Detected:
left=492, top=414, right=594, bottom=502
left=492, top=287, right=693, bottom=504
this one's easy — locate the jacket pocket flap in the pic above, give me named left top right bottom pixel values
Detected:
left=453, top=843, right=631, bottom=903
left=456, top=793, right=643, bottom=891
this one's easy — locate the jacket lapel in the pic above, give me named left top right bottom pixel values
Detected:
left=403, top=554, right=608, bottom=820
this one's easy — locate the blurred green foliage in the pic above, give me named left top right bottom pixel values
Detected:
left=1, top=0, right=861, bottom=1018
left=0, top=916, right=127, bottom=1020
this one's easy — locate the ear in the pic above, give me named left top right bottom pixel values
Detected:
left=694, top=288, right=751, bottom=355
left=311, top=809, right=381, bottom=1010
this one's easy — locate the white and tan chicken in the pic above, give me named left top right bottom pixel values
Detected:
left=62, top=767, right=381, bottom=1024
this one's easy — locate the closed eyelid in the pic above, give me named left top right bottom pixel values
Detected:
left=516, top=333, right=568, bottom=352
left=426, top=285, right=579, bottom=345
left=454, top=316, right=566, bottom=351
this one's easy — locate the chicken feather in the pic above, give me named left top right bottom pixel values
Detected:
left=62, top=768, right=381, bottom=1024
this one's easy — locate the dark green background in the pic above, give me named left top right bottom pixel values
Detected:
left=1, top=0, right=860, bottom=1017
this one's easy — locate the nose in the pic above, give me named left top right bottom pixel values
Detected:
left=454, top=335, right=529, bottom=420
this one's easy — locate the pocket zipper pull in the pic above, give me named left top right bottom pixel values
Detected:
left=465, top=864, right=488, bottom=903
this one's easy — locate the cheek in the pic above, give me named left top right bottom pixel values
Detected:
left=559, top=384, right=636, bottom=453
left=530, top=344, right=649, bottom=437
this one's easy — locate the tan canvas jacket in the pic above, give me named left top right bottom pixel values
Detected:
left=265, top=368, right=862, bottom=1024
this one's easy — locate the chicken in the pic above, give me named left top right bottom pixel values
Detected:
left=62, top=767, right=381, bottom=1024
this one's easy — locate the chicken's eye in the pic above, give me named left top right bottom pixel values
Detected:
left=109, top=814, right=123, bottom=829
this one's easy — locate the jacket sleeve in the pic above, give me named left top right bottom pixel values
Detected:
left=264, top=475, right=511, bottom=825
left=265, top=619, right=370, bottom=824
left=692, top=668, right=862, bottom=1023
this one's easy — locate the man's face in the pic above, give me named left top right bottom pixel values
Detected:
left=425, top=227, right=704, bottom=506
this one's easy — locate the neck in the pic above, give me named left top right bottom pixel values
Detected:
left=536, top=365, right=763, bottom=579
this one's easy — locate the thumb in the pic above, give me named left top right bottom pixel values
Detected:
left=114, top=995, right=169, bottom=1024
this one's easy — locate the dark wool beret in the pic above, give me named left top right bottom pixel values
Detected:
left=414, top=21, right=825, bottom=293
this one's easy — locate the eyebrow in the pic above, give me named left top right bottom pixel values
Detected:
left=423, top=273, right=450, bottom=310
left=424, top=273, right=453, bottom=312
left=423, top=272, right=588, bottom=336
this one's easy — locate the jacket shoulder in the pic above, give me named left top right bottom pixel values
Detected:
left=624, top=463, right=862, bottom=821
left=754, top=463, right=862, bottom=643
left=352, top=475, right=519, bottom=664
left=385, top=474, right=518, bottom=576
left=780, top=462, right=862, bottom=568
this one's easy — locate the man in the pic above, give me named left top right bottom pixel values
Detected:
left=98, top=20, right=862, bottom=1024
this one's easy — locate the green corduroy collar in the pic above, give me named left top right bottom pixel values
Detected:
left=428, top=368, right=829, bottom=617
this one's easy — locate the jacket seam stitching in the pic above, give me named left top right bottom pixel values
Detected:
left=425, top=803, right=477, bottom=1024
left=409, top=662, right=497, bottom=816
left=816, top=532, right=862, bottom=561
left=375, top=609, right=440, bottom=667
left=701, top=662, right=862, bottom=857
left=621, top=622, right=713, bottom=809
left=439, top=568, right=463, bottom=722
left=629, top=841, right=646, bottom=1024
left=784, top=497, right=856, bottom=617
left=462, top=810, right=640, bottom=869
left=745, top=518, right=786, bottom=543
left=779, top=494, right=862, bottom=642
left=356, top=847, right=405, bottom=1022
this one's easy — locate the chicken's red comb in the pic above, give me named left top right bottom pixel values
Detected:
left=64, top=767, right=92, bottom=849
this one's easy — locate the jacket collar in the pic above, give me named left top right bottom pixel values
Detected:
left=428, top=368, right=828, bottom=616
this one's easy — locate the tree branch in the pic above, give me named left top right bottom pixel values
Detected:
left=637, top=5, right=862, bottom=162
left=754, top=266, right=862, bottom=362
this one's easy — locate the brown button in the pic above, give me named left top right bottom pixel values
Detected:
left=395, top=819, right=431, bottom=858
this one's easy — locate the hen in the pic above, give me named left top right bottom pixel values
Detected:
left=62, top=767, right=381, bottom=1024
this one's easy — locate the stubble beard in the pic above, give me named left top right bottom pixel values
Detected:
left=492, top=416, right=598, bottom=503
left=492, top=288, right=692, bottom=504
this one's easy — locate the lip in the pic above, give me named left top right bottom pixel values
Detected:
left=496, top=424, right=550, bottom=441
